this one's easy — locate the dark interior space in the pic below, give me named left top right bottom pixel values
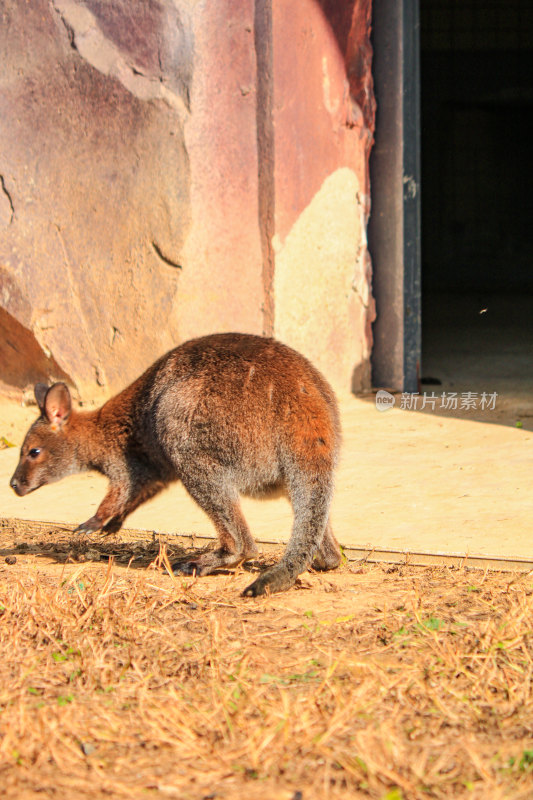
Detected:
left=420, top=0, right=533, bottom=416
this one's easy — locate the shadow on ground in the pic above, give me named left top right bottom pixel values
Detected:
left=0, top=518, right=278, bottom=576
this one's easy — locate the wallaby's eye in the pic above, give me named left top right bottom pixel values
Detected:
left=28, top=448, right=41, bottom=459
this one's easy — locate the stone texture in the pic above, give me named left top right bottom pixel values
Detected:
left=0, top=0, right=375, bottom=399
left=0, top=0, right=191, bottom=399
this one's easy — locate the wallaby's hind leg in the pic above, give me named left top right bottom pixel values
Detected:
left=243, top=469, right=333, bottom=597
left=312, top=519, right=342, bottom=570
left=173, top=467, right=258, bottom=576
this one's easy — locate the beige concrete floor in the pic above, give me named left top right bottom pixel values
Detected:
left=1, top=388, right=531, bottom=563
left=1, top=292, right=531, bottom=564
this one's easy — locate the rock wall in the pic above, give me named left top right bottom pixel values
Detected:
left=0, top=0, right=374, bottom=400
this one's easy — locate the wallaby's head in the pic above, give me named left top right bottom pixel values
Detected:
left=10, top=382, right=76, bottom=497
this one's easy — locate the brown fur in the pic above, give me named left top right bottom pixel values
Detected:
left=10, top=333, right=342, bottom=595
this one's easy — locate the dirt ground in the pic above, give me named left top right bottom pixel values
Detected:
left=1, top=519, right=533, bottom=800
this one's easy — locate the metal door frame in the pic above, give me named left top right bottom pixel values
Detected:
left=369, top=0, right=421, bottom=392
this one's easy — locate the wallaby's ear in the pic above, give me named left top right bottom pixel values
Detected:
left=43, top=383, right=72, bottom=430
left=34, top=383, right=49, bottom=413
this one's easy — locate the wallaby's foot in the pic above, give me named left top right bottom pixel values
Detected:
left=242, top=563, right=296, bottom=597
left=75, top=515, right=123, bottom=536
left=75, top=515, right=103, bottom=535
left=312, top=523, right=342, bottom=571
left=244, top=522, right=341, bottom=596
left=172, top=545, right=258, bottom=577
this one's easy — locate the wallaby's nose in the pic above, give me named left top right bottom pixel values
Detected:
left=10, top=477, right=20, bottom=495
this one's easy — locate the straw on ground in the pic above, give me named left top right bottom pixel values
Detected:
left=1, top=525, right=532, bottom=800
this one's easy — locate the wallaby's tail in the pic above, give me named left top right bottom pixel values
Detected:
left=242, top=468, right=334, bottom=596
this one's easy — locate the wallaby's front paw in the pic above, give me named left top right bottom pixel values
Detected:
left=102, top=517, right=124, bottom=534
left=75, top=516, right=103, bottom=535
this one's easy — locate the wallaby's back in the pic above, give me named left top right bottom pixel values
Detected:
left=141, top=334, right=340, bottom=487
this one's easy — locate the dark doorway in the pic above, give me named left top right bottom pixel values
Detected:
left=420, top=0, right=533, bottom=413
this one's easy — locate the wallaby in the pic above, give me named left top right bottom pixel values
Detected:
left=10, top=333, right=342, bottom=595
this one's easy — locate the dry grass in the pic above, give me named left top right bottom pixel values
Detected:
left=1, top=525, right=533, bottom=800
